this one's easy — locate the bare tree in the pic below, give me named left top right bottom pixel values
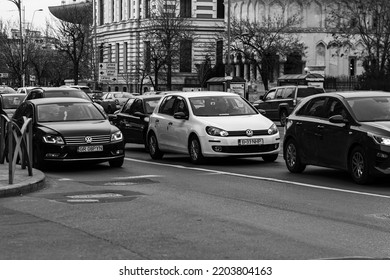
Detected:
left=328, top=0, right=390, bottom=89
left=142, top=0, right=193, bottom=90
left=228, top=14, right=306, bottom=90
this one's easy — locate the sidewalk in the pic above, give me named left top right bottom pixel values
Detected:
left=0, top=163, right=45, bottom=198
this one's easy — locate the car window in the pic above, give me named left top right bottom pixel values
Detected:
left=159, top=96, right=176, bottom=115
left=172, top=98, right=188, bottom=115
left=144, top=98, right=160, bottom=114
left=299, top=97, right=327, bottom=118
left=129, top=99, right=144, bottom=114
left=122, top=98, right=135, bottom=114
left=265, top=90, right=276, bottom=100
left=327, top=98, right=348, bottom=119
left=275, top=88, right=285, bottom=99
left=2, top=95, right=23, bottom=109
left=297, top=87, right=324, bottom=98
left=283, top=87, right=295, bottom=98
left=348, top=97, right=390, bottom=121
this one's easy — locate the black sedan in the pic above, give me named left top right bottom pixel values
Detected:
left=12, top=97, right=125, bottom=169
left=111, top=95, right=162, bottom=149
left=283, top=91, right=390, bottom=184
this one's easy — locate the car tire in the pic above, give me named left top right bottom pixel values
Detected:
left=109, top=157, right=124, bottom=168
left=262, top=154, right=278, bottom=162
left=279, top=109, right=288, bottom=126
left=148, top=132, right=164, bottom=159
left=189, top=136, right=204, bottom=164
left=284, top=139, right=306, bottom=173
left=349, top=146, right=371, bottom=185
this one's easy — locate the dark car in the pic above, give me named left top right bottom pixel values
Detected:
left=0, top=93, right=25, bottom=118
left=111, top=95, right=162, bottom=149
left=283, top=91, right=390, bottom=184
left=12, top=97, right=125, bottom=169
left=253, top=85, right=325, bottom=126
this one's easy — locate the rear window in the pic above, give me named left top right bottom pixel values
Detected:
left=297, top=87, right=325, bottom=98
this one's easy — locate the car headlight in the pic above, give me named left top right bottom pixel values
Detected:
left=206, top=126, right=229, bottom=137
left=371, top=134, right=390, bottom=146
left=268, top=123, right=278, bottom=135
left=43, top=135, right=64, bottom=144
left=111, top=131, right=123, bottom=142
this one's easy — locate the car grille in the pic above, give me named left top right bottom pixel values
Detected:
left=215, top=144, right=279, bottom=153
left=227, top=130, right=269, bottom=136
left=64, top=135, right=111, bottom=145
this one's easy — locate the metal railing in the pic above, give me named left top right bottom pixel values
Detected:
left=0, top=114, right=33, bottom=184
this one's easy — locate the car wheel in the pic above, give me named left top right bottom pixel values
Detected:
left=189, top=136, right=204, bottom=164
left=279, top=110, right=288, bottom=126
left=284, top=139, right=306, bottom=173
left=262, top=154, right=278, bottom=162
left=109, top=157, right=124, bottom=168
left=349, top=146, right=371, bottom=184
left=148, top=132, right=163, bottom=159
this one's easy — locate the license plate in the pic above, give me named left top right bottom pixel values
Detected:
left=238, top=138, right=263, bottom=145
left=77, top=145, right=103, bottom=152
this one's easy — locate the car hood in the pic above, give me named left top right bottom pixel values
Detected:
left=38, top=120, right=115, bottom=136
left=363, top=121, right=390, bottom=135
left=198, top=114, right=274, bottom=130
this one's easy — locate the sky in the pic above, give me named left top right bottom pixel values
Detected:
left=0, top=0, right=65, bottom=30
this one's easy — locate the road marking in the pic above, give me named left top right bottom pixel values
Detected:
left=124, top=157, right=390, bottom=199
left=113, top=175, right=163, bottom=180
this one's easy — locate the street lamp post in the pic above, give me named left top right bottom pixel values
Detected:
left=30, top=9, right=43, bottom=30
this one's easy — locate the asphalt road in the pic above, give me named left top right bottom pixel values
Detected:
left=1, top=129, right=390, bottom=260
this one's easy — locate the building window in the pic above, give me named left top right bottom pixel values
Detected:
left=112, top=0, right=115, bottom=22
left=217, top=0, right=224, bottom=19
left=145, top=0, right=150, bottom=18
left=349, top=57, right=356, bottom=76
left=99, top=43, right=104, bottom=63
left=316, top=43, right=325, bottom=66
left=180, top=0, right=192, bottom=18
left=128, top=0, right=131, bottom=18
left=99, top=0, right=104, bottom=25
left=119, top=0, right=123, bottom=20
left=144, top=41, right=151, bottom=73
left=124, top=42, right=128, bottom=72
left=116, top=43, right=120, bottom=72
left=180, top=40, right=192, bottom=72
left=216, top=40, right=223, bottom=64
left=307, top=1, right=321, bottom=28
left=108, top=44, right=112, bottom=62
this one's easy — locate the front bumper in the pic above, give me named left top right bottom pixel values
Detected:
left=199, top=134, right=280, bottom=157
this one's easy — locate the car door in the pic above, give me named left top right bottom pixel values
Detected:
left=258, top=88, right=279, bottom=120
left=115, top=98, right=135, bottom=143
left=317, top=98, right=351, bottom=169
left=294, top=96, right=328, bottom=165
left=125, top=99, right=146, bottom=144
left=169, top=97, right=190, bottom=153
left=154, top=95, right=176, bottom=150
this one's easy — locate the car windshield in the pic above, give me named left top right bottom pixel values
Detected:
left=113, top=92, right=132, bottom=98
left=44, top=90, right=91, bottom=101
left=2, top=95, right=23, bottom=109
left=190, top=96, right=257, bottom=116
left=348, top=97, right=390, bottom=122
left=37, top=103, right=105, bottom=122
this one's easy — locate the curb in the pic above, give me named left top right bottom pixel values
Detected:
left=0, top=170, right=46, bottom=198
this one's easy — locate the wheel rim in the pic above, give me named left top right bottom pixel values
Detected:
left=149, top=135, right=157, bottom=155
left=190, top=139, right=200, bottom=161
left=352, top=151, right=364, bottom=179
left=286, top=143, right=297, bottom=168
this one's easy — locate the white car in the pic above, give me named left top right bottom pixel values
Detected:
left=147, top=91, right=280, bottom=164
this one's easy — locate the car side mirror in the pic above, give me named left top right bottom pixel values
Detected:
left=173, top=112, right=188, bottom=120
left=329, top=115, right=348, bottom=124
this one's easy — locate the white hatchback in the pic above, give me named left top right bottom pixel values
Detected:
left=147, top=91, right=280, bottom=164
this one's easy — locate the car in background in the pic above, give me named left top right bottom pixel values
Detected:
left=283, top=91, right=390, bottom=184
left=0, top=86, right=17, bottom=94
left=98, top=92, right=133, bottom=113
left=16, top=86, right=38, bottom=95
left=111, top=95, right=163, bottom=149
left=91, top=91, right=104, bottom=103
left=147, top=91, right=280, bottom=164
left=67, top=85, right=93, bottom=95
left=12, top=97, right=125, bottom=169
left=252, top=85, right=325, bottom=126
left=0, top=94, right=25, bottom=118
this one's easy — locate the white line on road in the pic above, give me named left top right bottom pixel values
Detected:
left=125, top=157, right=390, bottom=199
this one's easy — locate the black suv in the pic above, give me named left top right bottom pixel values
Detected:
left=252, top=85, right=325, bottom=126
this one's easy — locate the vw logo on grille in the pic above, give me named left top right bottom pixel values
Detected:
left=245, top=129, right=253, bottom=137
left=84, top=136, right=93, bottom=144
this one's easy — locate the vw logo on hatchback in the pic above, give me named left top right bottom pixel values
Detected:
left=84, top=136, right=93, bottom=143
left=245, top=129, right=253, bottom=137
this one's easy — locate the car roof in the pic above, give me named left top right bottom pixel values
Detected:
left=329, top=91, right=390, bottom=99
left=163, top=91, right=241, bottom=98
left=27, top=97, right=91, bottom=105
left=0, top=93, right=25, bottom=98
